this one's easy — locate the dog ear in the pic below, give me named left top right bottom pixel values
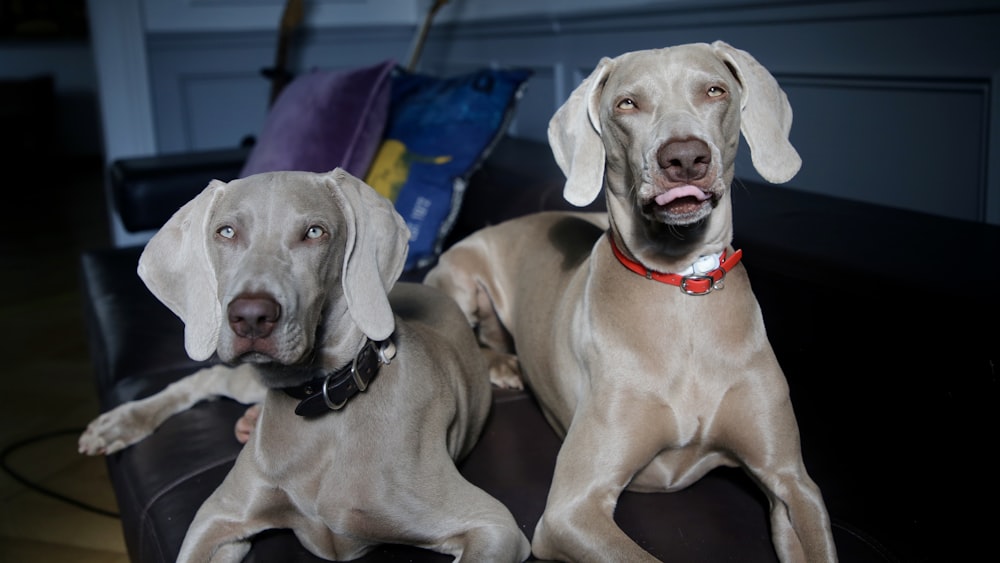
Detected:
left=137, top=180, right=225, bottom=361
left=549, top=57, right=614, bottom=206
left=712, top=40, right=801, bottom=184
left=327, top=169, right=409, bottom=342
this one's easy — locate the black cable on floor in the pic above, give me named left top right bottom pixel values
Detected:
left=0, top=428, right=120, bottom=519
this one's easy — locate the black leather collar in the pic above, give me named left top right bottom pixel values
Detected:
left=281, top=339, right=390, bottom=417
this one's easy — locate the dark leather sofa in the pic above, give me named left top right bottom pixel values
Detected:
left=80, top=135, right=999, bottom=562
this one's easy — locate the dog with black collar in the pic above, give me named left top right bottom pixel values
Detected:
left=79, top=168, right=529, bottom=562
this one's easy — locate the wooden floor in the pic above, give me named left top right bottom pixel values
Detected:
left=0, top=156, right=128, bottom=562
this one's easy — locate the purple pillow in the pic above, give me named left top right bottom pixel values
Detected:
left=239, top=59, right=395, bottom=178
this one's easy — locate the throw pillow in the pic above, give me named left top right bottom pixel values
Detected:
left=239, top=59, right=395, bottom=178
left=365, top=66, right=532, bottom=271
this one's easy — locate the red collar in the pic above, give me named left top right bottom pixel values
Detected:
left=608, top=233, right=742, bottom=295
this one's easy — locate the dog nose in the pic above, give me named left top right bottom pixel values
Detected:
left=657, top=139, right=711, bottom=183
left=228, top=294, right=281, bottom=339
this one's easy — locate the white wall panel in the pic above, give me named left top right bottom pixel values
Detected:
left=422, top=0, right=1000, bottom=223
left=738, top=77, right=989, bottom=222
left=142, top=0, right=418, bottom=32
left=146, top=26, right=412, bottom=154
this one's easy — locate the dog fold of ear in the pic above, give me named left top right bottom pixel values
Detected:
left=328, top=169, right=410, bottom=342
left=711, top=40, right=801, bottom=184
left=549, top=57, right=614, bottom=207
left=138, top=179, right=226, bottom=361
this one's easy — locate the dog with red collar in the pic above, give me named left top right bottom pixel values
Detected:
left=425, top=41, right=837, bottom=563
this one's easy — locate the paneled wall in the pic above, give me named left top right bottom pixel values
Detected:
left=146, top=27, right=413, bottom=152
left=420, top=0, right=1000, bottom=224
left=89, top=0, right=1000, bottom=246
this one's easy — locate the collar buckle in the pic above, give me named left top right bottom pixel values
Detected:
left=680, top=269, right=726, bottom=295
left=288, top=338, right=388, bottom=417
left=321, top=369, right=351, bottom=411
left=322, top=344, right=372, bottom=410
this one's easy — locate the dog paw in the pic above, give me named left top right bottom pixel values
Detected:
left=234, top=404, right=261, bottom=444
left=77, top=408, right=149, bottom=456
left=486, top=352, right=524, bottom=390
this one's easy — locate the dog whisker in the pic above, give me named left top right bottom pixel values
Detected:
left=732, top=177, right=751, bottom=194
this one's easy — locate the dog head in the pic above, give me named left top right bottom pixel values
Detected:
left=137, top=169, right=409, bottom=377
left=548, top=41, right=799, bottom=268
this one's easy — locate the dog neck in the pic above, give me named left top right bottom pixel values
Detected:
left=279, top=337, right=396, bottom=417
left=607, top=232, right=741, bottom=295
left=606, top=189, right=734, bottom=272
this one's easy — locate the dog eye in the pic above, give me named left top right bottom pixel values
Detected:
left=707, top=86, right=727, bottom=98
left=304, top=226, right=326, bottom=240
left=217, top=226, right=236, bottom=239
left=616, top=98, right=637, bottom=110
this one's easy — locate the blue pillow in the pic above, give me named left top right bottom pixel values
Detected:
left=365, top=66, right=532, bottom=270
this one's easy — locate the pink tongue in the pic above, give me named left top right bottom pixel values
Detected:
left=655, top=186, right=710, bottom=206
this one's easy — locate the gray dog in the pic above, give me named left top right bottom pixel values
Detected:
left=79, top=169, right=530, bottom=562
left=425, top=41, right=838, bottom=562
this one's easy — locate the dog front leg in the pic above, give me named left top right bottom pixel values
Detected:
left=79, top=364, right=266, bottom=455
left=395, top=464, right=530, bottom=562
left=746, top=458, right=838, bottom=563
left=176, top=454, right=285, bottom=563
left=532, top=400, right=664, bottom=563
left=731, top=394, right=838, bottom=562
left=176, top=492, right=254, bottom=563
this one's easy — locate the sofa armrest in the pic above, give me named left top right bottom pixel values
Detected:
left=110, top=146, right=250, bottom=233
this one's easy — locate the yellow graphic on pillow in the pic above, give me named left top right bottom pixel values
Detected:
left=364, top=139, right=452, bottom=202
